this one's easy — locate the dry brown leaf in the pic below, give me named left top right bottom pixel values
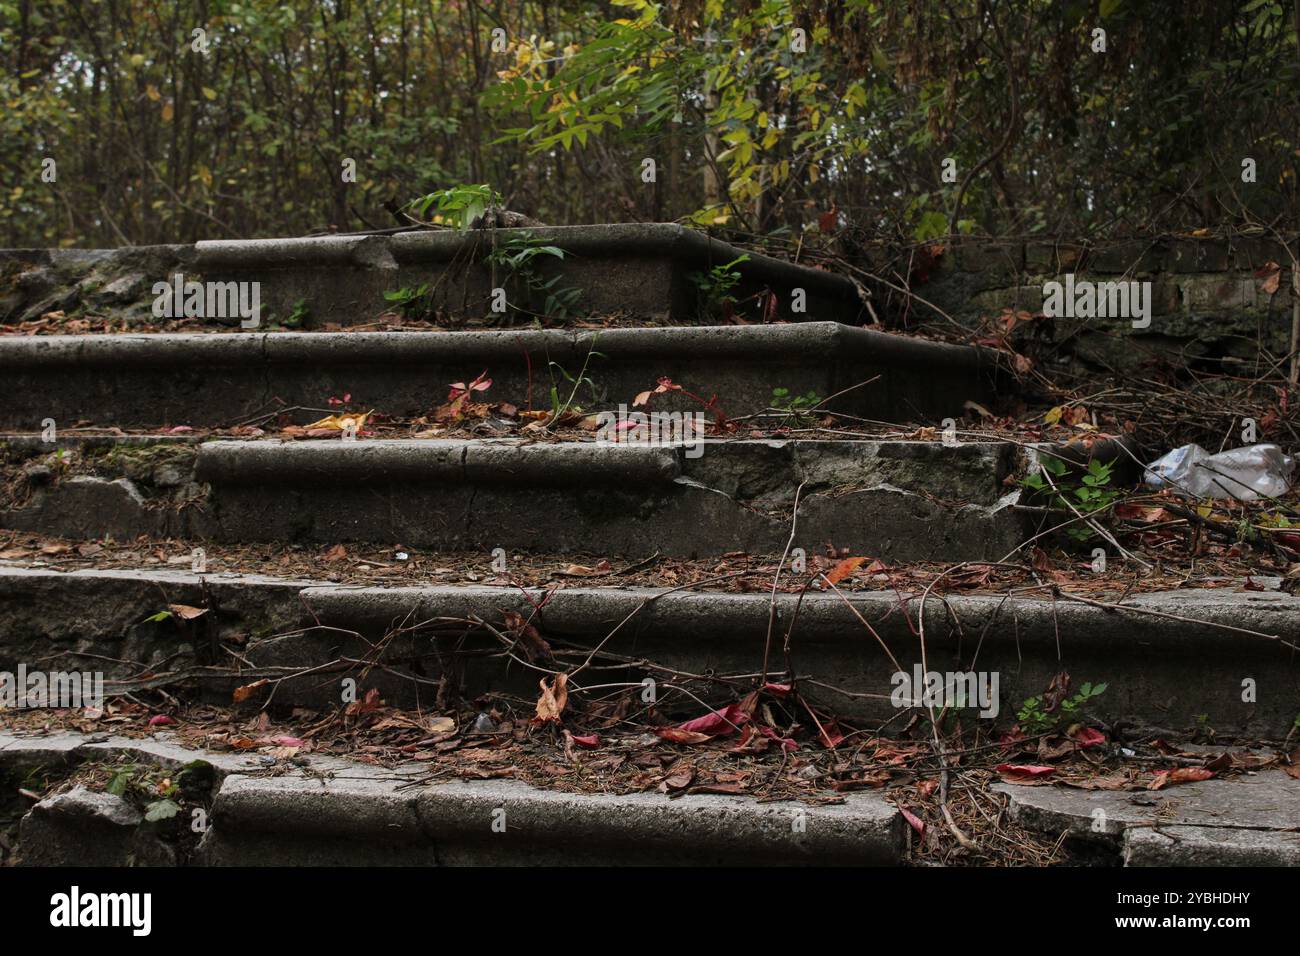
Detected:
left=168, top=603, right=208, bottom=621
left=534, top=673, right=568, bottom=723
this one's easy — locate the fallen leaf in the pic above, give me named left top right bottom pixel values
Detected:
left=232, top=679, right=269, bottom=703
left=1071, top=727, right=1107, bottom=749
left=821, top=556, right=867, bottom=588
left=534, top=673, right=568, bottom=724
left=302, top=410, right=371, bottom=432
left=655, top=727, right=713, bottom=745
left=900, top=807, right=926, bottom=837
left=1148, top=768, right=1215, bottom=790
left=676, top=702, right=747, bottom=736
left=504, top=610, right=552, bottom=661
left=167, top=603, right=208, bottom=621
left=1255, top=260, right=1282, bottom=295
left=662, top=767, right=694, bottom=791
left=995, top=763, right=1056, bottom=781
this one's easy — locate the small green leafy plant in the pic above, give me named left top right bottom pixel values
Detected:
left=1020, top=455, right=1121, bottom=543
left=407, top=183, right=502, bottom=230
left=486, top=233, right=582, bottom=320
left=546, top=339, right=604, bottom=424
left=1017, top=681, right=1108, bottom=734
left=383, top=283, right=430, bottom=319
left=770, top=387, right=823, bottom=427
left=266, top=298, right=309, bottom=330
left=690, top=254, right=749, bottom=320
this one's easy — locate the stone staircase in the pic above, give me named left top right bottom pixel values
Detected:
left=2, top=227, right=1298, bottom=866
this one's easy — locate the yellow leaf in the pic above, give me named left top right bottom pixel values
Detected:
left=202, top=86, right=218, bottom=100
left=145, top=84, right=161, bottom=101
left=161, top=101, right=174, bottom=122
left=1044, top=406, right=1064, bottom=425
left=302, top=411, right=371, bottom=432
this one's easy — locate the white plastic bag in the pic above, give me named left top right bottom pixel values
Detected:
left=1144, top=443, right=1295, bottom=499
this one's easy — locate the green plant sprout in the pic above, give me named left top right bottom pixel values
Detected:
left=1017, top=681, right=1108, bottom=734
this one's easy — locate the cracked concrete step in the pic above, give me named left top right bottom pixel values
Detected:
left=0, top=322, right=1003, bottom=430
left=0, top=730, right=904, bottom=866
left=1, top=436, right=1029, bottom=561
left=995, top=771, right=1300, bottom=866
left=3, top=225, right=866, bottom=329
left=2, top=566, right=1297, bottom=733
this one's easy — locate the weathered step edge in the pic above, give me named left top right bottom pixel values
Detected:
left=1, top=437, right=1027, bottom=561
left=1, top=567, right=1297, bottom=733
left=2, top=224, right=869, bottom=327
left=0, top=731, right=904, bottom=867
left=994, top=775, right=1300, bottom=867
left=0, top=322, right=1004, bottom=430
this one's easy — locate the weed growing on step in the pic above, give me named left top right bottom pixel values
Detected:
left=690, top=254, right=748, bottom=321
left=1016, top=681, right=1108, bottom=734
left=1020, top=455, right=1121, bottom=544
left=546, top=339, right=605, bottom=426
left=266, top=298, right=309, bottom=329
left=383, top=283, right=430, bottom=319
left=769, top=387, right=824, bottom=428
left=485, top=233, right=582, bottom=321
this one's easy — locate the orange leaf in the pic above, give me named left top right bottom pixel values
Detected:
left=232, top=679, right=269, bottom=703
left=822, top=556, right=867, bottom=587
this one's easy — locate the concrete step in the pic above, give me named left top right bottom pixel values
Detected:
left=2, top=565, right=1296, bottom=734
left=996, top=768, right=1300, bottom=866
left=0, top=731, right=904, bottom=866
left=3, top=224, right=866, bottom=328
left=0, top=322, right=1002, bottom=430
left=1, top=436, right=1029, bottom=561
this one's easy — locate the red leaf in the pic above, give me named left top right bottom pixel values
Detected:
left=569, top=733, right=600, bottom=749
left=147, top=715, right=176, bottom=727
left=817, top=205, right=839, bottom=233
left=676, top=702, right=748, bottom=736
left=999, top=727, right=1028, bottom=749
left=655, top=727, right=713, bottom=745
left=1071, top=727, right=1106, bottom=749
left=818, top=719, right=847, bottom=749
left=995, top=763, right=1055, bottom=779
left=900, top=807, right=926, bottom=837
left=762, top=682, right=793, bottom=697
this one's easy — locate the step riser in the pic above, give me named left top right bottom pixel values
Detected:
left=3, top=225, right=865, bottom=328
left=3, top=569, right=1296, bottom=734
left=0, top=735, right=902, bottom=867
left=0, top=323, right=997, bottom=430
left=1, top=439, right=1022, bottom=561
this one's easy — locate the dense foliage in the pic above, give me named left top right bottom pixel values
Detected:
left=2, top=0, right=1297, bottom=246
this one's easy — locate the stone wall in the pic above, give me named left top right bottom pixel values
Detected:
left=880, top=235, right=1298, bottom=375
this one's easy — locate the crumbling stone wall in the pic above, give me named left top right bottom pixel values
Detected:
left=877, top=236, right=1297, bottom=376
